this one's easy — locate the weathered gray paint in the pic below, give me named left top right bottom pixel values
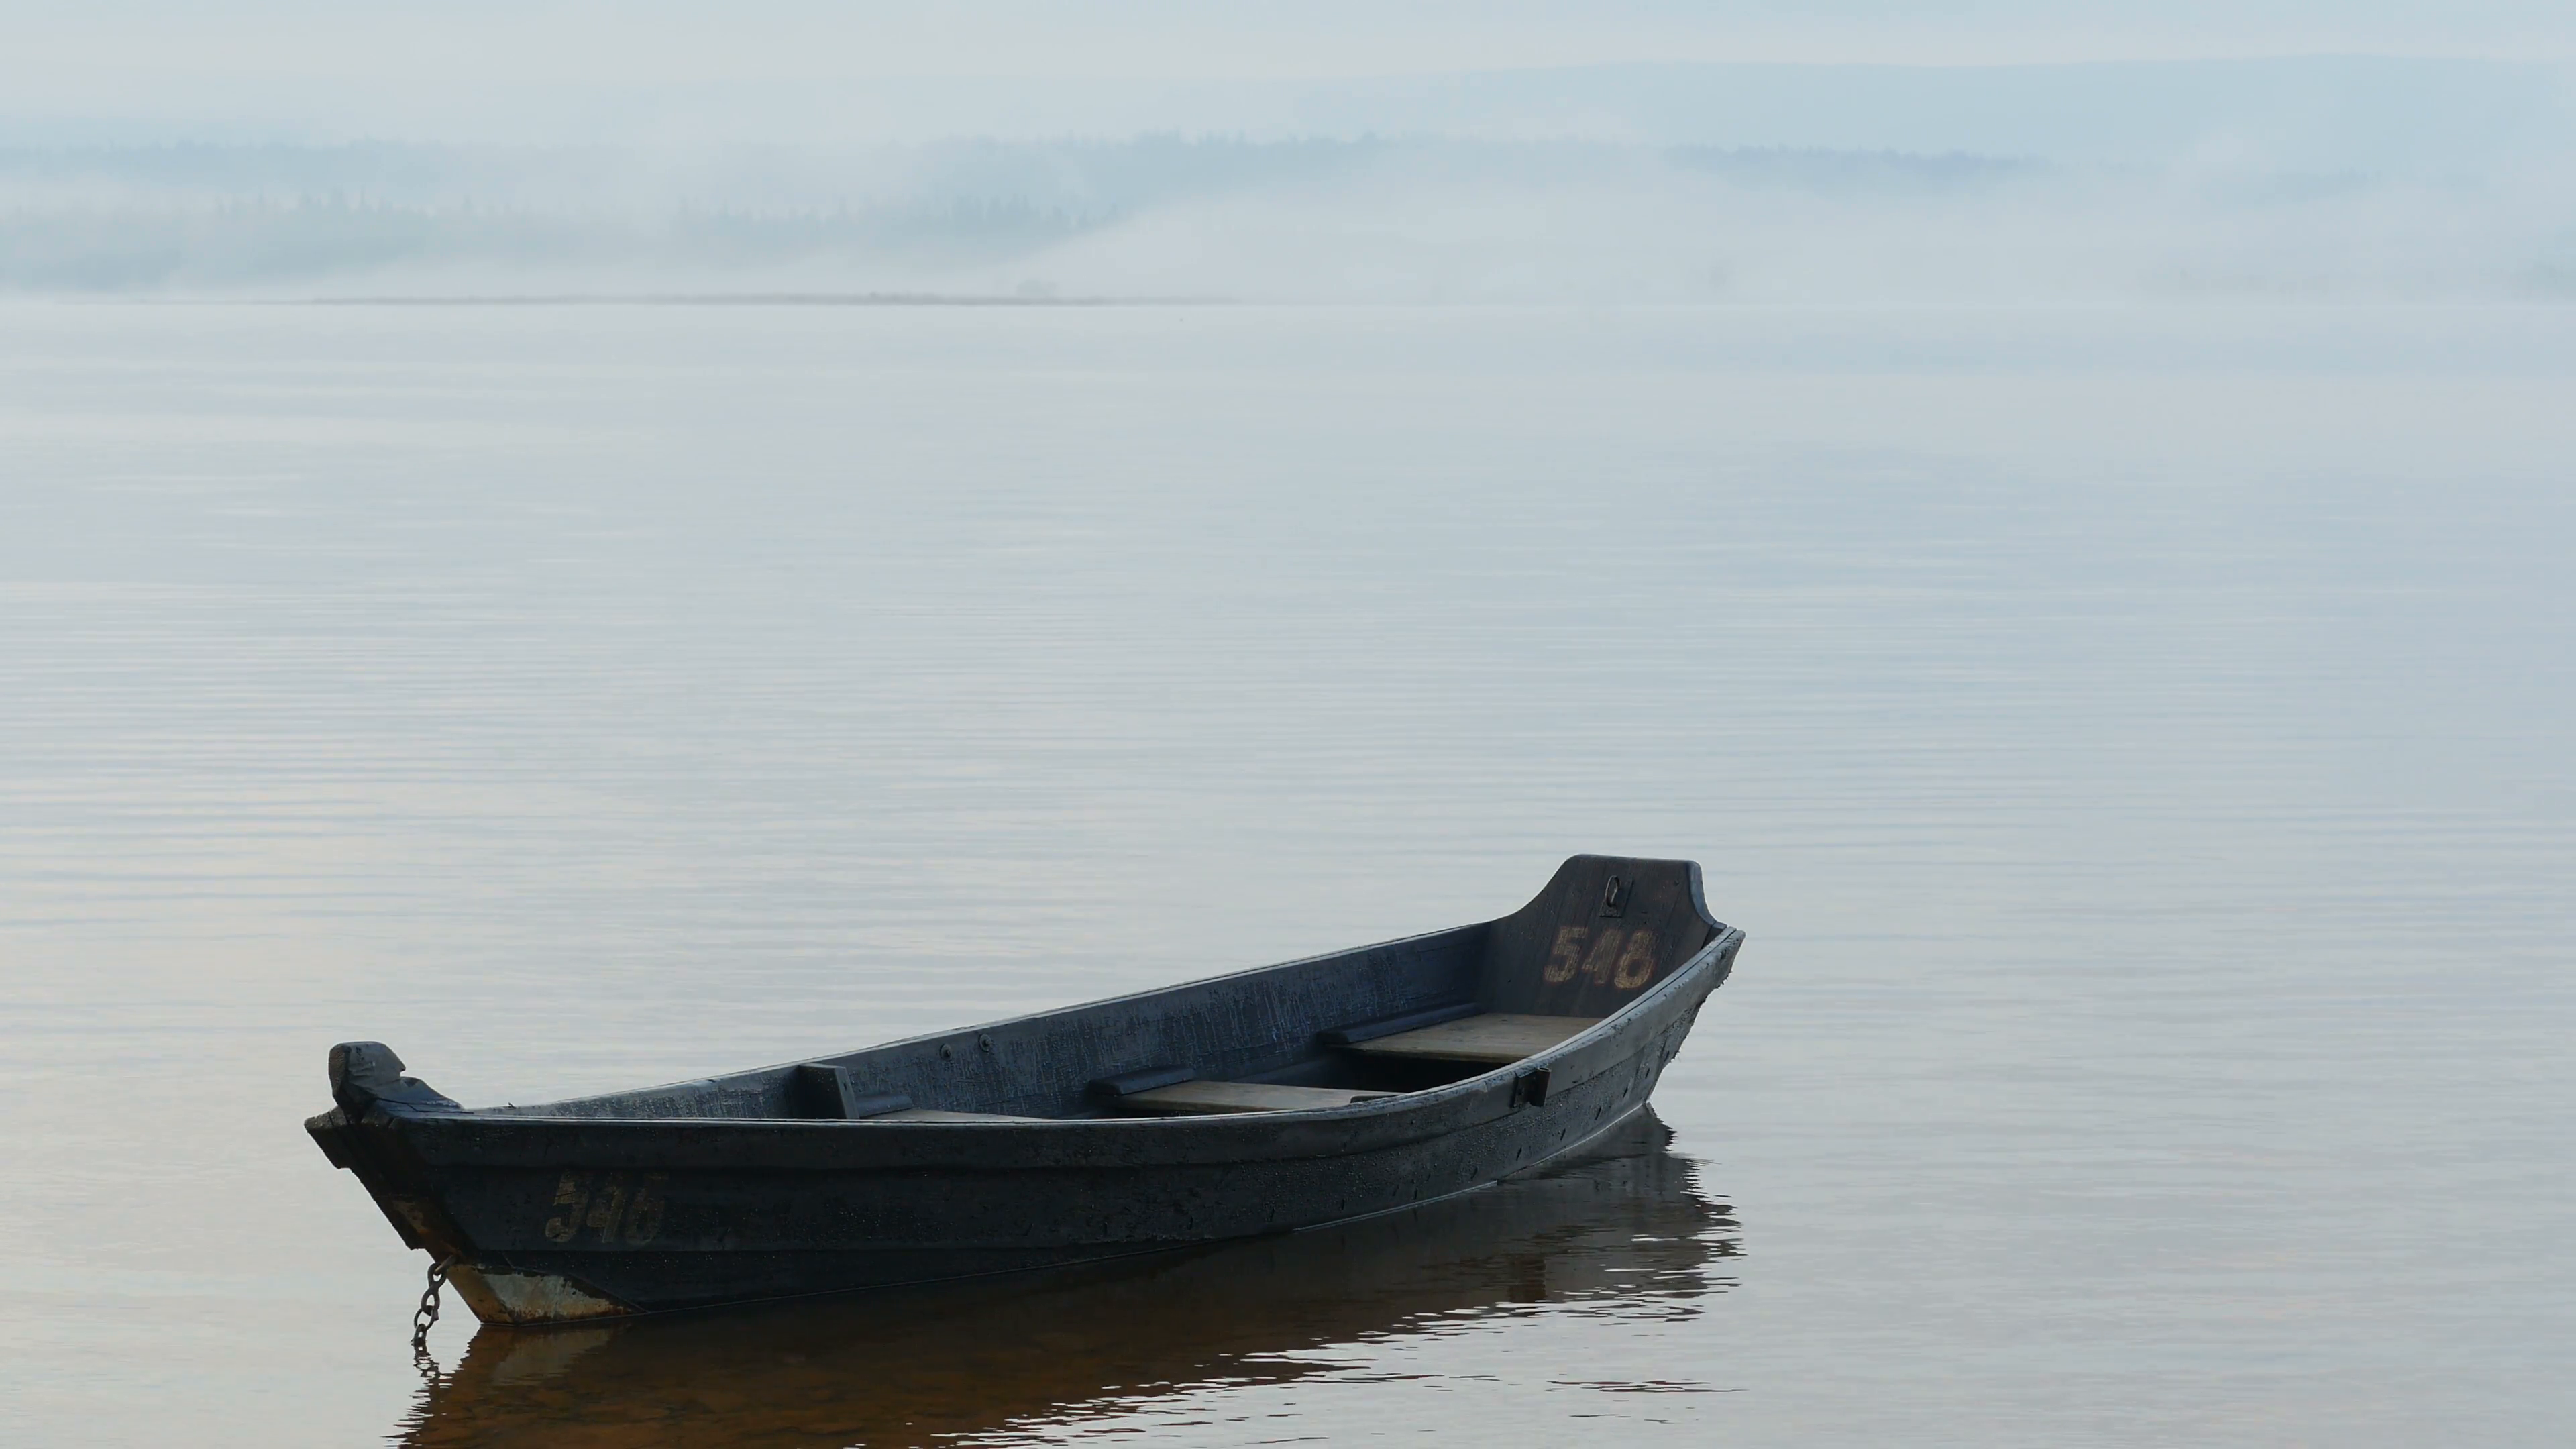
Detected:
left=307, top=855, right=1743, bottom=1323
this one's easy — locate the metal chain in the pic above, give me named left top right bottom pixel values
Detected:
left=411, top=1255, right=455, bottom=1373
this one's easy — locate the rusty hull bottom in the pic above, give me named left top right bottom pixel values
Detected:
left=449, top=1265, right=637, bottom=1324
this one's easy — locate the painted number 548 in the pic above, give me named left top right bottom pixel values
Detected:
left=542, top=1171, right=666, bottom=1246
left=1543, top=926, right=1660, bottom=989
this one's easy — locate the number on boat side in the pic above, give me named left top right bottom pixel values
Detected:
left=1543, top=926, right=1589, bottom=983
left=543, top=1171, right=667, bottom=1246
left=624, top=1175, right=667, bottom=1243
left=1542, top=926, right=1662, bottom=990
left=1612, top=930, right=1658, bottom=989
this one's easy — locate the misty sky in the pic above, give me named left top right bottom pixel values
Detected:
left=7, top=3, right=2571, bottom=300
left=11, top=1, right=2576, bottom=143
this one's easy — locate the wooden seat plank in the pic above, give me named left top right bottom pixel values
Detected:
left=1119, top=1081, right=1399, bottom=1116
left=1342, top=1013, right=1601, bottom=1066
left=878, top=1108, right=1047, bottom=1122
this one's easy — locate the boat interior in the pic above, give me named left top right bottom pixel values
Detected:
left=491, top=856, right=1720, bottom=1124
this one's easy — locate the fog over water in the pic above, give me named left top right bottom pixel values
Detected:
left=3, top=48, right=2572, bottom=300
left=3, top=7, right=2572, bottom=1446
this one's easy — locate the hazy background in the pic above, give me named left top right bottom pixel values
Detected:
left=5, top=2, right=2573, bottom=300
left=6, top=7, right=2575, bottom=1445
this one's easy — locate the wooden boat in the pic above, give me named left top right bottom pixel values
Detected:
left=308, top=853, right=1743, bottom=1326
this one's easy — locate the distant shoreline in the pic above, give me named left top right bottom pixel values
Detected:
left=49, top=292, right=1228, bottom=307
left=292, top=292, right=1224, bottom=307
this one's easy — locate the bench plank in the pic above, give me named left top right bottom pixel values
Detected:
left=877, top=1108, right=1048, bottom=1122
left=1119, top=1081, right=1399, bottom=1116
left=1342, top=1013, right=1601, bottom=1066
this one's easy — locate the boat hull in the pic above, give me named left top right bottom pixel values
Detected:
left=309, top=855, right=1742, bottom=1322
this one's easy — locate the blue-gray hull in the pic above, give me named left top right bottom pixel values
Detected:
left=308, top=855, right=1742, bottom=1322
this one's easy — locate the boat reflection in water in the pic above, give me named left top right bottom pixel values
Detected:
left=398, top=1110, right=1739, bottom=1446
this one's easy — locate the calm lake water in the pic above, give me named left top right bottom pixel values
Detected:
left=1, top=301, right=2570, bottom=1446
